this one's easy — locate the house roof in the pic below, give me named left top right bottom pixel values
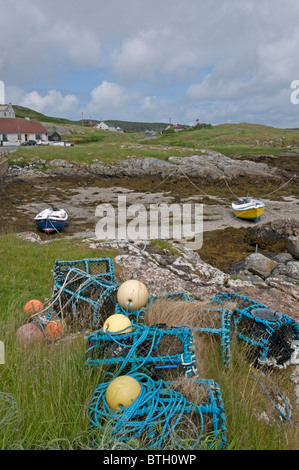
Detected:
left=0, top=118, right=47, bottom=134
left=0, top=104, right=13, bottom=111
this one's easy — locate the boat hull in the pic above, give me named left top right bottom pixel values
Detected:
left=233, top=206, right=264, bottom=221
left=35, top=218, right=67, bottom=233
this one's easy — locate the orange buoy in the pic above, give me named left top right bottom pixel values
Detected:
left=15, top=323, right=45, bottom=344
left=24, top=299, right=44, bottom=316
left=44, top=320, right=63, bottom=340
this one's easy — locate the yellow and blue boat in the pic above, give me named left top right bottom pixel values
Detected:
left=232, top=197, right=265, bottom=222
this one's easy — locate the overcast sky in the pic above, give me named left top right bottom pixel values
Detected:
left=1, top=0, right=299, bottom=127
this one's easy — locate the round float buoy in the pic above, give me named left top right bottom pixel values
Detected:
left=24, top=299, right=43, bottom=316
left=15, top=323, right=44, bottom=344
left=117, top=280, right=149, bottom=312
left=105, top=375, right=142, bottom=411
left=44, top=320, right=63, bottom=340
left=103, top=314, right=133, bottom=335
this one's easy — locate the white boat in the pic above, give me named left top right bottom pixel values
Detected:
left=232, top=197, right=265, bottom=221
left=35, top=205, right=68, bottom=233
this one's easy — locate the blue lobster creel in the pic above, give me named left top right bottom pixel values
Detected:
left=87, top=373, right=228, bottom=450
left=114, top=302, right=147, bottom=323
left=51, top=258, right=119, bottom=327
left=198, top=307, right=232, bottom=369
left=85, top=323, right=198, bottom=378
left=213, top=293, right=299, bottom=367
left=53, top=257, right=116, bottom=284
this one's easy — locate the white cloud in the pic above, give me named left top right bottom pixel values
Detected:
left=88, top=81, right=128, bottom=115
left=15, top=89, right=79, bottom=116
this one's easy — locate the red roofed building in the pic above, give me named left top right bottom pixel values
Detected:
left=0, top=118, right=48, bottom=145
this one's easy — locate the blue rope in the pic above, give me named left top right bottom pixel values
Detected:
left=88, top=373, right=227, bottom=449
left=86, top=323, right=198, bottom=377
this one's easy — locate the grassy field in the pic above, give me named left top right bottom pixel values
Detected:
left=9, top=121, right=299, bottom=167
left=1, top=234, right=299, bottom=450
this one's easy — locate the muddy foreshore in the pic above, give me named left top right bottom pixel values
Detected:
left=0, top=167, right=298, bottom=272
left=1, top=150, right=298, bottom=318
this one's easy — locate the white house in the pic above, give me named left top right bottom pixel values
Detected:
left=95, top=121, right=123, bottom=132
left=0, top=104, right=15, bottom=119
left=0, top=118, right=48, bottom=145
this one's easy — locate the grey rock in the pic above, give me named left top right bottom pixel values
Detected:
left=288, top=236, right=299, bottom=259
left=273, top=252, right=294, bottom=263
left=285, top=262, right=299, bottom=280
left=6, top=149, right=282, bottom=182
left=245, top=253, right=278, bottom=279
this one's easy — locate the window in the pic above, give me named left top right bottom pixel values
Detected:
left=35, top=134, right=41, bottom=140
left=2, top=134, right=8, bottom=141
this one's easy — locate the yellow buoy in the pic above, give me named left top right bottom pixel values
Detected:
left=117, top=280, right=149, bottom=312
left=103, top=313, right=133, bottom=335
left=106, top=375, right=141, bottom=410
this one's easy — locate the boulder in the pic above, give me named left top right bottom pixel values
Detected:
left=285, top=262, right=299, bottom=280
left=245, top=253, right=278, bottom=279
left=288, top=236, right=299, bottom=259
left=273, top=252, right=294, bottom=263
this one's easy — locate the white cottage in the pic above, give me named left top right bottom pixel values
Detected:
left=0, top=118, right=48, bottom=145
left=0, top=103, right=15, bottom=119
left=95, top=121, right=123, bottom=132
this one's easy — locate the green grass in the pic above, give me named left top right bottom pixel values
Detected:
left=155, top=122, right=299, bottom=156
left=9, top=122, right=299, bottom=169
left=14, top=105, right=79, bottom=126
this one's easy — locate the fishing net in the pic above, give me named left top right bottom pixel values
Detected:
left=51, top=258, right=118, bottom=327
left=87, top=373, right=228, bottom=450
left=213, top=293, right=299, bottom=367
left=85, top=323, right=198, bottom=379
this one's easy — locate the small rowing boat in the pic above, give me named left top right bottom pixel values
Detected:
left=35, top=205, right=68, bottom=233
left=232, top=197, right=264, bottom=222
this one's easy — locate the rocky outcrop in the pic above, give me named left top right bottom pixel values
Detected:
left=247, top=218, right=299, bottom=243
left=83, top=238, right=299, bottom=308
left=6, top=150, right=283, bottom=182
left=167, top=151, right=280, bottom=181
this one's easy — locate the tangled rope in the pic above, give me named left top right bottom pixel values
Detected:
left=88, top=372, right=227, bottom=449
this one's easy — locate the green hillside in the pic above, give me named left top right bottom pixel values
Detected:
left=13, top=105, right=78, bottom=125
left=13, top=105, right=168, bottom=132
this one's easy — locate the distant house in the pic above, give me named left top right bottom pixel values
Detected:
left=170, top=123, right=185, bottom=131
left=0, top=103, right=15, bottom=119
left=95, top=121, right=123, bottom=132
left=0, top=118, right=48, bottom=145
left=48, top=131, right=61, bottom=142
